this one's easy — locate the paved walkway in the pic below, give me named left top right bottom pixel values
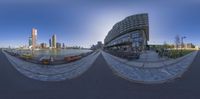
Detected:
left=1, top=49, right=200, bottom=99
left=102, top=51, right=198, bottom=84
left=138, top=50, right=168, bottom=62
left=108, top=50, right=196, bottom=68
left=3, top=50, right=100, bottom=81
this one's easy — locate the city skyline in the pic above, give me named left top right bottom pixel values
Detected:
left=0, top=0, right=200, bottom=48
left=28, top=28, right=69, bottom=49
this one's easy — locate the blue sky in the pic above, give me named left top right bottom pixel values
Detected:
left=0, top=0, right=200, bottom=48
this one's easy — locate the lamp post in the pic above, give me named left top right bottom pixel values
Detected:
left=181, top=36, right=186, bottom=48
left=181, top=36, right=186, bottom=55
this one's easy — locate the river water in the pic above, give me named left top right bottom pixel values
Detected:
left=16, top=49, right=92, bottom=59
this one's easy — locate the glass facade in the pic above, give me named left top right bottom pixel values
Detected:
left=132, top=32, right=143, bottom=47
left=104, top=13, right=149, bottom=54
left=106, top=31, right=145, bottom=52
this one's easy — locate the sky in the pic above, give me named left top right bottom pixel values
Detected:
left=0, top=0, right=200, bottom=48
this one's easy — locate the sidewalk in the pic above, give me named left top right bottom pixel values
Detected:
left=3, top=50, right=100, bottom=81
left=102, top=50, right=198, bottom=84
left=137, top=50, right=168, bottom=62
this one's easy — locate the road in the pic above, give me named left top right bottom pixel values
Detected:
left=0, top=49, right=200, bottom=99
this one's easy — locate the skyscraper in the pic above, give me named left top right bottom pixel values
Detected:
left=28, top=37, right=32, bottom=47
left=52, top=34, right=56, bottom=48
left=40, top=43, right=47, bottom=48
left=56, top=42, right=61, bottom=49
left=31, top=28, right=37, bottom=49
left=49, top=39, right=52, bottom=48
left=62, top=43, right=65, bottom=49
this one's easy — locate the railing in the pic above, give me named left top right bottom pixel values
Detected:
left=4, top=50, right=94, bottom=65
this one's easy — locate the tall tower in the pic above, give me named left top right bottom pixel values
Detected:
left=49, top=39, right=52, bottom=48
left=31, top=28, right=37, bottom=49
left=28, top=37, right=32, bottom=47
left=62, top=43, right=65, bottom=49
left=52, top=34, right=56, bottom=48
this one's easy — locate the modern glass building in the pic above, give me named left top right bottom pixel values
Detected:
left=49, top=39, right=52, bottom=48
left=28, top=37, right=32, bottom=47
left=52, top=34, right=57, bottom=48
left=104, top=13, right=149, bottom=55
left=56, top=42, right=61, bottom=49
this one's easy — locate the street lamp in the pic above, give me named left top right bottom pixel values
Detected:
left=181, top=36, right=186, bottom=49
left=181, top=36, right=186, bottom=55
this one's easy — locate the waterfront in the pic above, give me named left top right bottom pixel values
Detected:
left=33, top=49, right=91, bottom=58
left=0, top=0, right=200, bottom=98
left=12, top=49, right=92, bottom=59
left=1, top=49, right=200, bottom=99
left=3, top=49, right=100, bottom=81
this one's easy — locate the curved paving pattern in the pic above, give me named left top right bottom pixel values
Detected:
left=3, top=50, right=100, bottom=81
left=102, top=51, right=198, bottom=84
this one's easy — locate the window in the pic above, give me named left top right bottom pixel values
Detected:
left=131, top=32, right=143, bottom=48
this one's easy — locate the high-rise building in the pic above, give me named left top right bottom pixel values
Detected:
left=52, top=34, right=56, bottom=48
left=31, top=28, right=37, bottom=49
left=28, top=37, right=32, bottom=47
left=40, top=43, right=47, bottom=48
left=97, top=41, right=103, bottom=49
left=49, top=39, right=52, bottom=48
left=91, top=41, right=104, bottom=50
left=62, top=43, right=65, bottom=49
left=56, top=42, right=61, bottom=49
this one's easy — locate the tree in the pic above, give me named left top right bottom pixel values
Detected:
left=163, top=41, right=168, bottom=49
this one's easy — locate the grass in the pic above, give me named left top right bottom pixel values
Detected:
left=157, top=49, right=194, bottom=59
left=167, top=50, right=193, bottom=59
